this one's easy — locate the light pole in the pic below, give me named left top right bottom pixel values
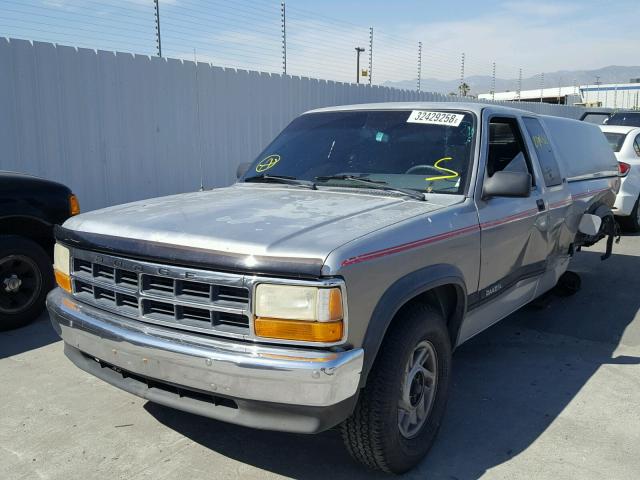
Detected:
left=154, top=0, right=162, bottom=57
left=355, top=47, right=365, bottom=84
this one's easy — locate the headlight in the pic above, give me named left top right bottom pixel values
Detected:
left=53, top=243, right=72, bottom=293
left=254, top=284, right=344, bottom=343
left=255, top=284, right=342, bottom=321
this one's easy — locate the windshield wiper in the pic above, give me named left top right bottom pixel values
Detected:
left=244, top=174, right=316, bottom=190
left=315, top=175, right=425, bottom=201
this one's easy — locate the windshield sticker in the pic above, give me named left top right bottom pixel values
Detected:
left=256, top=154, right=280, bottom=172
left=531, top=134, right=550, bottom=148
left=375, top=131, right=389, bottom=143
left=407, top=111, right=464, bottom=127
left=424, top=157, right=460, bottom=182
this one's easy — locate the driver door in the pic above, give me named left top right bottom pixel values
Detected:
left=460, top=115, right=549, bottom=341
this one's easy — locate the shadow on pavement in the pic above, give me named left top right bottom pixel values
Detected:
left=0, top=311, right=59, bottom=359
left=141, top=248, right=639, bottom=478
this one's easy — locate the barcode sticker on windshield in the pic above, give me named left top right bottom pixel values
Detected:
left=407, top=111, right=464, bottom=127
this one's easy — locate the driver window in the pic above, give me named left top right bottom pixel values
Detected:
left=487, top=118, right=534, bottom=184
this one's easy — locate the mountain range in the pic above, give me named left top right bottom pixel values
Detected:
left=383, top=65, right=640, bottom=96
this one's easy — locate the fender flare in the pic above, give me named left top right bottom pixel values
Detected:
left=359, top=263, right=468, bottom=386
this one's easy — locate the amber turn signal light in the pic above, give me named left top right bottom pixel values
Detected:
left=69, top=194, right=81, bottom=216
left=326, top=288, right=344, bottom=321
left=54, top=270, right=72, bottom=293
left=255, top=317, right=343, bottom=343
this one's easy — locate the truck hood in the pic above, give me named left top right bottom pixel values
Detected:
left=62, top=184, right=456, bottom=275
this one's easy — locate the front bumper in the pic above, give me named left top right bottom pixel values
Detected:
left=47, top=289, right=363, bottom=433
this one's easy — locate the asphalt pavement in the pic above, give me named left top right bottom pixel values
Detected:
left=1, top=235, right=639, bottom=480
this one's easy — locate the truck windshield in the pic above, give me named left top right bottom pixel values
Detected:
left=603, top=132, right=627, bottom=152
left=242, top=110, right=476, bottom=195
left=606, top=112, right=640, bottom=127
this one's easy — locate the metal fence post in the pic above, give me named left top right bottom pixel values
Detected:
left=557, top=79, right=562, bottom=104
left=154, top=0, right=162, bottom=57
left=281, top=1, right=287, bottom=75
left=517, top=68, right=522, bottom=101
left=417, top=41, right=422, bottom=92
left=368, top=27, right=373, bottom=86
left=459, top=52, right=465, bottom=97
left=491, top=62, right=496, bottom=101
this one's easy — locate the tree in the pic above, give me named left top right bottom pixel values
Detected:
left=458, top=82, right=470, bottom=97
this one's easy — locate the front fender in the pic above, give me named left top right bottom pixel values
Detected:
left=359, top=263, right=467, bottom=386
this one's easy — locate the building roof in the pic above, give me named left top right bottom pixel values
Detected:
left=479, top=82, right=640, bottom=102
left=478, top=86, right=580, bottom=102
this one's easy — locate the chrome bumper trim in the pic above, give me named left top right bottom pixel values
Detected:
left=47, top=289, right=363, bottom=407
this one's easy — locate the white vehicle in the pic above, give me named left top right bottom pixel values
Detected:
left=600, top=125, right=640, bottom=231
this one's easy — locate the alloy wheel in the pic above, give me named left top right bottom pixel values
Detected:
left=398, top=340, right=438, bottom=439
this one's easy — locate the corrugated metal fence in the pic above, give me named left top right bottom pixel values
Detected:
left=0, top=38, right=588, bottom=211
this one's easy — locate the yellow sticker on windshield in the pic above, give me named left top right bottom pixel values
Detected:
left=424, top=157, right=460, bottom=182
left=256, top=154, right=280, bottom=172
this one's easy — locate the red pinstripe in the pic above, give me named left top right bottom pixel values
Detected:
left=571, top=187, right=611, bottom=200
left=340, top=186, right=612, bottom=267
left=479, top=208, right=539, bottom=229
left=549, top=198, right=572, bottom=209
left=342, top=206, right=540, bottom=267
left=341, top=224, right=480, bottom=267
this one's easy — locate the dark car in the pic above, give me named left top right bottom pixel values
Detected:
left=580, top=109, right=615, bottom=125
left=606, top=111, right=640, bottom=127
left=1, top=171, right=79, bottom=330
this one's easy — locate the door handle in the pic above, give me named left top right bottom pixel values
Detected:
left=536, top=199, right=546, bottom=212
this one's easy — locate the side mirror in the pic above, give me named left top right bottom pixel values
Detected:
left=236, top=162, right=252, bottom=179
left=483, top=171, right=531, bottom=199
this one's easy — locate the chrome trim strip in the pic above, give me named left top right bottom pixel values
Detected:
left=567, top=172, right=618, bottom=183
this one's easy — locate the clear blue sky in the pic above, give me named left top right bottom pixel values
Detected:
left=1, top=0, right=638, bottom=84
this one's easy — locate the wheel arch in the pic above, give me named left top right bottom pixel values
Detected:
left=0, top=216, right=55, bottom=258
left=359, top=264, right=467, bottom=386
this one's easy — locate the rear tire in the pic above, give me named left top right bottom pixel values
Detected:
left=0, top=235, right=53, bottom=331
left=341, top=303, right=452, bottom=473
left=620, top=196, right=640, bottom=233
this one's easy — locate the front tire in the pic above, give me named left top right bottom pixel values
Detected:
left=0, top=236, right=53, bottom=331
left=341, top=303, right=452, bottom=473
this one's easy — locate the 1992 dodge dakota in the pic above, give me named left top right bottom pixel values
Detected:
left=47, top=103, right=619, bottom=473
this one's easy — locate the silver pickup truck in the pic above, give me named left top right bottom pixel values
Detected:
left=47, top=103, right=619, bottom=473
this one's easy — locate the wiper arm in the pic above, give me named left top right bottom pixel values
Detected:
left=315, top=175, right=425, bottom=201
left=244, top=174, right=317, bottom=190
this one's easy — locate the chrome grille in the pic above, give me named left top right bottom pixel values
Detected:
left=70, top=249, right=251, bottom=338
